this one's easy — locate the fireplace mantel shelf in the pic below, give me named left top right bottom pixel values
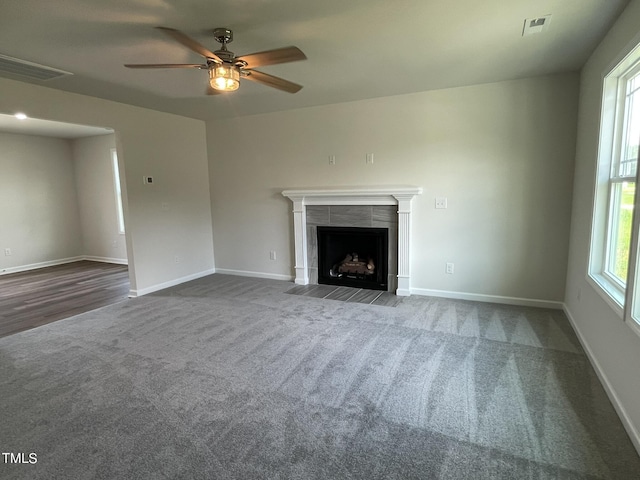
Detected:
left=282, top=186, right=422, bottom=296
left=282, top=186, right=422, bottom=206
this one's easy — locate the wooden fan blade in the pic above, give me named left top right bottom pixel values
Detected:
left=156, top=27, right=223, bottom=63
left=243, top=70, right=302, bottom=93
left=124, top=63, right=206, bottom=69
left=236, top=46, right=306, bottom=69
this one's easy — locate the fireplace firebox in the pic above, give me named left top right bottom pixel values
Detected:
left=317, top=226, right=388, bottom=290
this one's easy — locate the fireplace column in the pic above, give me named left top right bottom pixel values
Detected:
left=394, top=193, right=415, bottom=296
left=289, top=194, right=309, bottom=285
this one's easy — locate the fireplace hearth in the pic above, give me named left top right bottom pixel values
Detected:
left=317, top=226, right=388, bottom=290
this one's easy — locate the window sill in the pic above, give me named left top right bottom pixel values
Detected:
left=587, top=274, right=640, bottom=339
left=587, top=273, right=624, bottom=319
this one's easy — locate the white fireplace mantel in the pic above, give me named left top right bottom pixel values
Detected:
left=282, top=186, right=422, bottom=296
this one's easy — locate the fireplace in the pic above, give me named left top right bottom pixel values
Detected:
left=317, top=226, right=388, bottom=290
left=282, top=186, right=422, bottom=296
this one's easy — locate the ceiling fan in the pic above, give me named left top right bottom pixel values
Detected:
left=125, top=27, right=306, bottom=94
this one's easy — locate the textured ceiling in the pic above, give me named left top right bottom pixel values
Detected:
left=0, top=0, right=630, bottom=121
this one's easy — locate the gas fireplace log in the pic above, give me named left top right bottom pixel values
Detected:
left=337, top=253, right=375, bottom=276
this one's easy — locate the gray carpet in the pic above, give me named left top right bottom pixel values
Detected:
left=1, top=274, right=638, bottom=479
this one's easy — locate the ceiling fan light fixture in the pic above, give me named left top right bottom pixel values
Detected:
left=125, top=27, right=305, bottom=94
left=210, top=64, right=240, bottom=91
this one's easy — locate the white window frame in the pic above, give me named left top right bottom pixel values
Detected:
left=589, top=46, right=640, bottom=322
left=604, top=65, right=640, bottom=285
left=111, top=148, right=125, bottom=235
left=622, top=70, right=640, bottom=338
left=625, top=185, right=640, bottom=338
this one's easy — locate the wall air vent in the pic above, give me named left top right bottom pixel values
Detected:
left=522, top=15, right=552, bottom=36
left=0, top=54, right=72, bottom=81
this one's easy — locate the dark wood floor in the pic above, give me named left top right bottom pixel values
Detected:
left=0, top=261, right=130, bottom=338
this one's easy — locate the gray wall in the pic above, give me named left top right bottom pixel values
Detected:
left=0, top=132, right=82, bottom=271
left=207, top=73, right=579, bottom=304
left=564, top=0, right=640, bottom=453
left=1, top=132, right=127, bottom=271
left=0, top=78, right=214, bottom=294
left=73, top=134, right=127, bottom=263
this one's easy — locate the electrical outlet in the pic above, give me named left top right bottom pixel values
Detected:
left=446, top=262, right=454, bottom=274
left=4, top=248, right=11, bottom=256
left=366, top=153, right=374, bottom=165
left=174, top=255, right=180, bottom=263
left=143, top=176, right=154, bottom=185
left=270, top=250, right=277, bottom=261
left=435, top=197, right=448, bottom=209
left=329, top=155, right=336, bottom=165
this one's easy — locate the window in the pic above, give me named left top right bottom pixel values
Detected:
left=111, top=149, right=125, bottom=234
left=590, top=42, right=640, bottom=336
left=605, top=68, right=639, bottom=285
left=589, top=49, right=640, bottom=316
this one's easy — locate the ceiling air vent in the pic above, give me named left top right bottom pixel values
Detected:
left=522, top=15, right=552, bottom=36
left=0, top=54, right=72, bottom=81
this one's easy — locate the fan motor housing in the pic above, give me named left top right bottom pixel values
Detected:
left=214, top=50, right=236, bottom=63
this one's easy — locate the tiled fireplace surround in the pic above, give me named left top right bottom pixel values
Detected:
left=282, top=187, right=422, bottom=296
left=306, top=205, right=398, bottom=291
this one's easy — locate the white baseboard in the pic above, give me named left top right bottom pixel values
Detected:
left=129, top=268, right=215, bottom=297
left=203, top=271, right=561, bottom=308
left=563, top=305, right=640, bottom=455
left=410, top=287, right=564, bottom=310
left=215, top=268, right=294, bottom=282
left=0, top=255, right=128, bottom=275
left=83, top=255, right=128, bottom=265
left=0, top=256, right=85, bottom=275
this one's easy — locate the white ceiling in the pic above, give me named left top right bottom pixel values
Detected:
left=0, top=0, right=630, bottom=121
left=0, top=114, right=113, bottom=139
